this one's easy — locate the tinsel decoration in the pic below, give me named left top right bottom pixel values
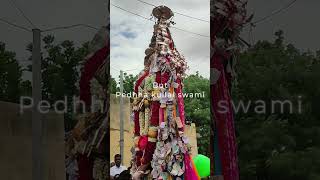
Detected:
left=66, top=26, right=109, bottom=180
left=131, top=5, right=199, bottom=180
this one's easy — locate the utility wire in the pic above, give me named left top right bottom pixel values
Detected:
left=112, top=64, right=141, bottom=72
left=42, top=24, right=99, bottom=32
left=111, top=3, right=209, bottom=38
left=111, top=3, right=154, bottom=22
left=111, top=66, right=120, bottom=71
left=172, top=26, right=209, bottom=38
left=252, top=0, right=298, bottom=25
left=243, top=0, right=298, bottom=47
left=136, top=0, right=156, bottom=7
left=0, top=17, right=99, bottom=33
left=174, top=11, right=209, bottom=23
left=0, top=17, right=31, bottom=32
left=7, top=0, right=37, bottom=28
left=136, top=0, right=209, bottom=23
left=5, top=0, right=100, bottom=32
left=124, top=68, right=141, bottom=72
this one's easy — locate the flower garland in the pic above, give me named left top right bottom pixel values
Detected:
left=131, top=5, right=198, bottom=180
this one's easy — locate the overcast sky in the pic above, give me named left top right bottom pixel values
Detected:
left=111, top=0, right=320, bottom=82
left=0, top=0, right=107, bottom=80
left=244, top=0, right=320, bottom=52
left=1, top=0, right=319, bottom=81
left=110, top=0, right=210, bottom=82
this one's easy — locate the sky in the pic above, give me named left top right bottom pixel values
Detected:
left=110, top=0, right=211, bottom=82
left=1, top=0, right=319, bottom=81
left=0, top=0, right=107, bottom=80
left=243, top=0, right=320, bottom=51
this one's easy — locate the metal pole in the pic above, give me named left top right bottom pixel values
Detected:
left=119, top=70, right=124, bottom=163
left=32, top=28, right=42, bottom=180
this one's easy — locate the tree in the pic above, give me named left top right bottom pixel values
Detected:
left=121, top=72, right=137, bottom=94
left=111, top=72, right=211, bottom=156
left=235, top=30, right=320, bottom=180
left=183, top=72, right=210, bottom=156
left=109, top=73, right=138, bottom=95
left=0, top=42, right=30, bottom=103
left=110, top=76, right=118, bottom=94
left=27, top=35, right=89, bottom=130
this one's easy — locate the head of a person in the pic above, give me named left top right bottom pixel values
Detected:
left=116, top=170, right=131, bottom=180
left=114, top=154, right=121, bottom=167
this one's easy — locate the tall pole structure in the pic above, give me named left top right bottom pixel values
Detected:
left=32, top=28, right=42, bottom=180
left=119, top=70, right=124, bottom=163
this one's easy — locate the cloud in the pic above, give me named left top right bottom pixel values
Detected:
left=111, top=43, right=120, bottom=47
left=110, top=0, right=210, bottom=81
left=120, top=31, right=138, bottom=39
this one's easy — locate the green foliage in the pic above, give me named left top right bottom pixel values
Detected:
left=121, top=72, right=137, bottom=94
left=27, top=35, right=89, bottom=130
left=110, top=72, right=137, bottom=94
left=236, top=30, right=320, bottom=180
left=110, top=76, right=118, bottom=94
left=0, top=42, right=30, bottom=102
left=111, top=71, right=211, bottom=156
left=183, top=72, right=210, bottom=156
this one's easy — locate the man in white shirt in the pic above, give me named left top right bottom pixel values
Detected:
left=110, top=154, right=127, bottom=179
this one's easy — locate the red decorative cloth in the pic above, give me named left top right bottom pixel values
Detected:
left=77, top=28, right=108, bottom=180
left=138, top=135, right=148, bottom=150
left=133, top=70, right=149, bottom=136
left=79, top=45, right=108, bottom=108
left=135, top=150, right=143, bottom=166
left=211, top=53, right=239, bottom=180
left=77, top=155, right=93, bottom=180
left=210, top=0, right=251, bottom=178
left=141, top=71, right=171, bottom=164
left=175, top=78, right=186, bottom=127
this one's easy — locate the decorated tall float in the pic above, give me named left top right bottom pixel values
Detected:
left=130, top=6, right=199, bottom=180
left=211, top=0, right=252, bottom=180
left=65, top=26, right=109, bottom=180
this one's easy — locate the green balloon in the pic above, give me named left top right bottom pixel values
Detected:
left=193, top=154, right=210, bottom=178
